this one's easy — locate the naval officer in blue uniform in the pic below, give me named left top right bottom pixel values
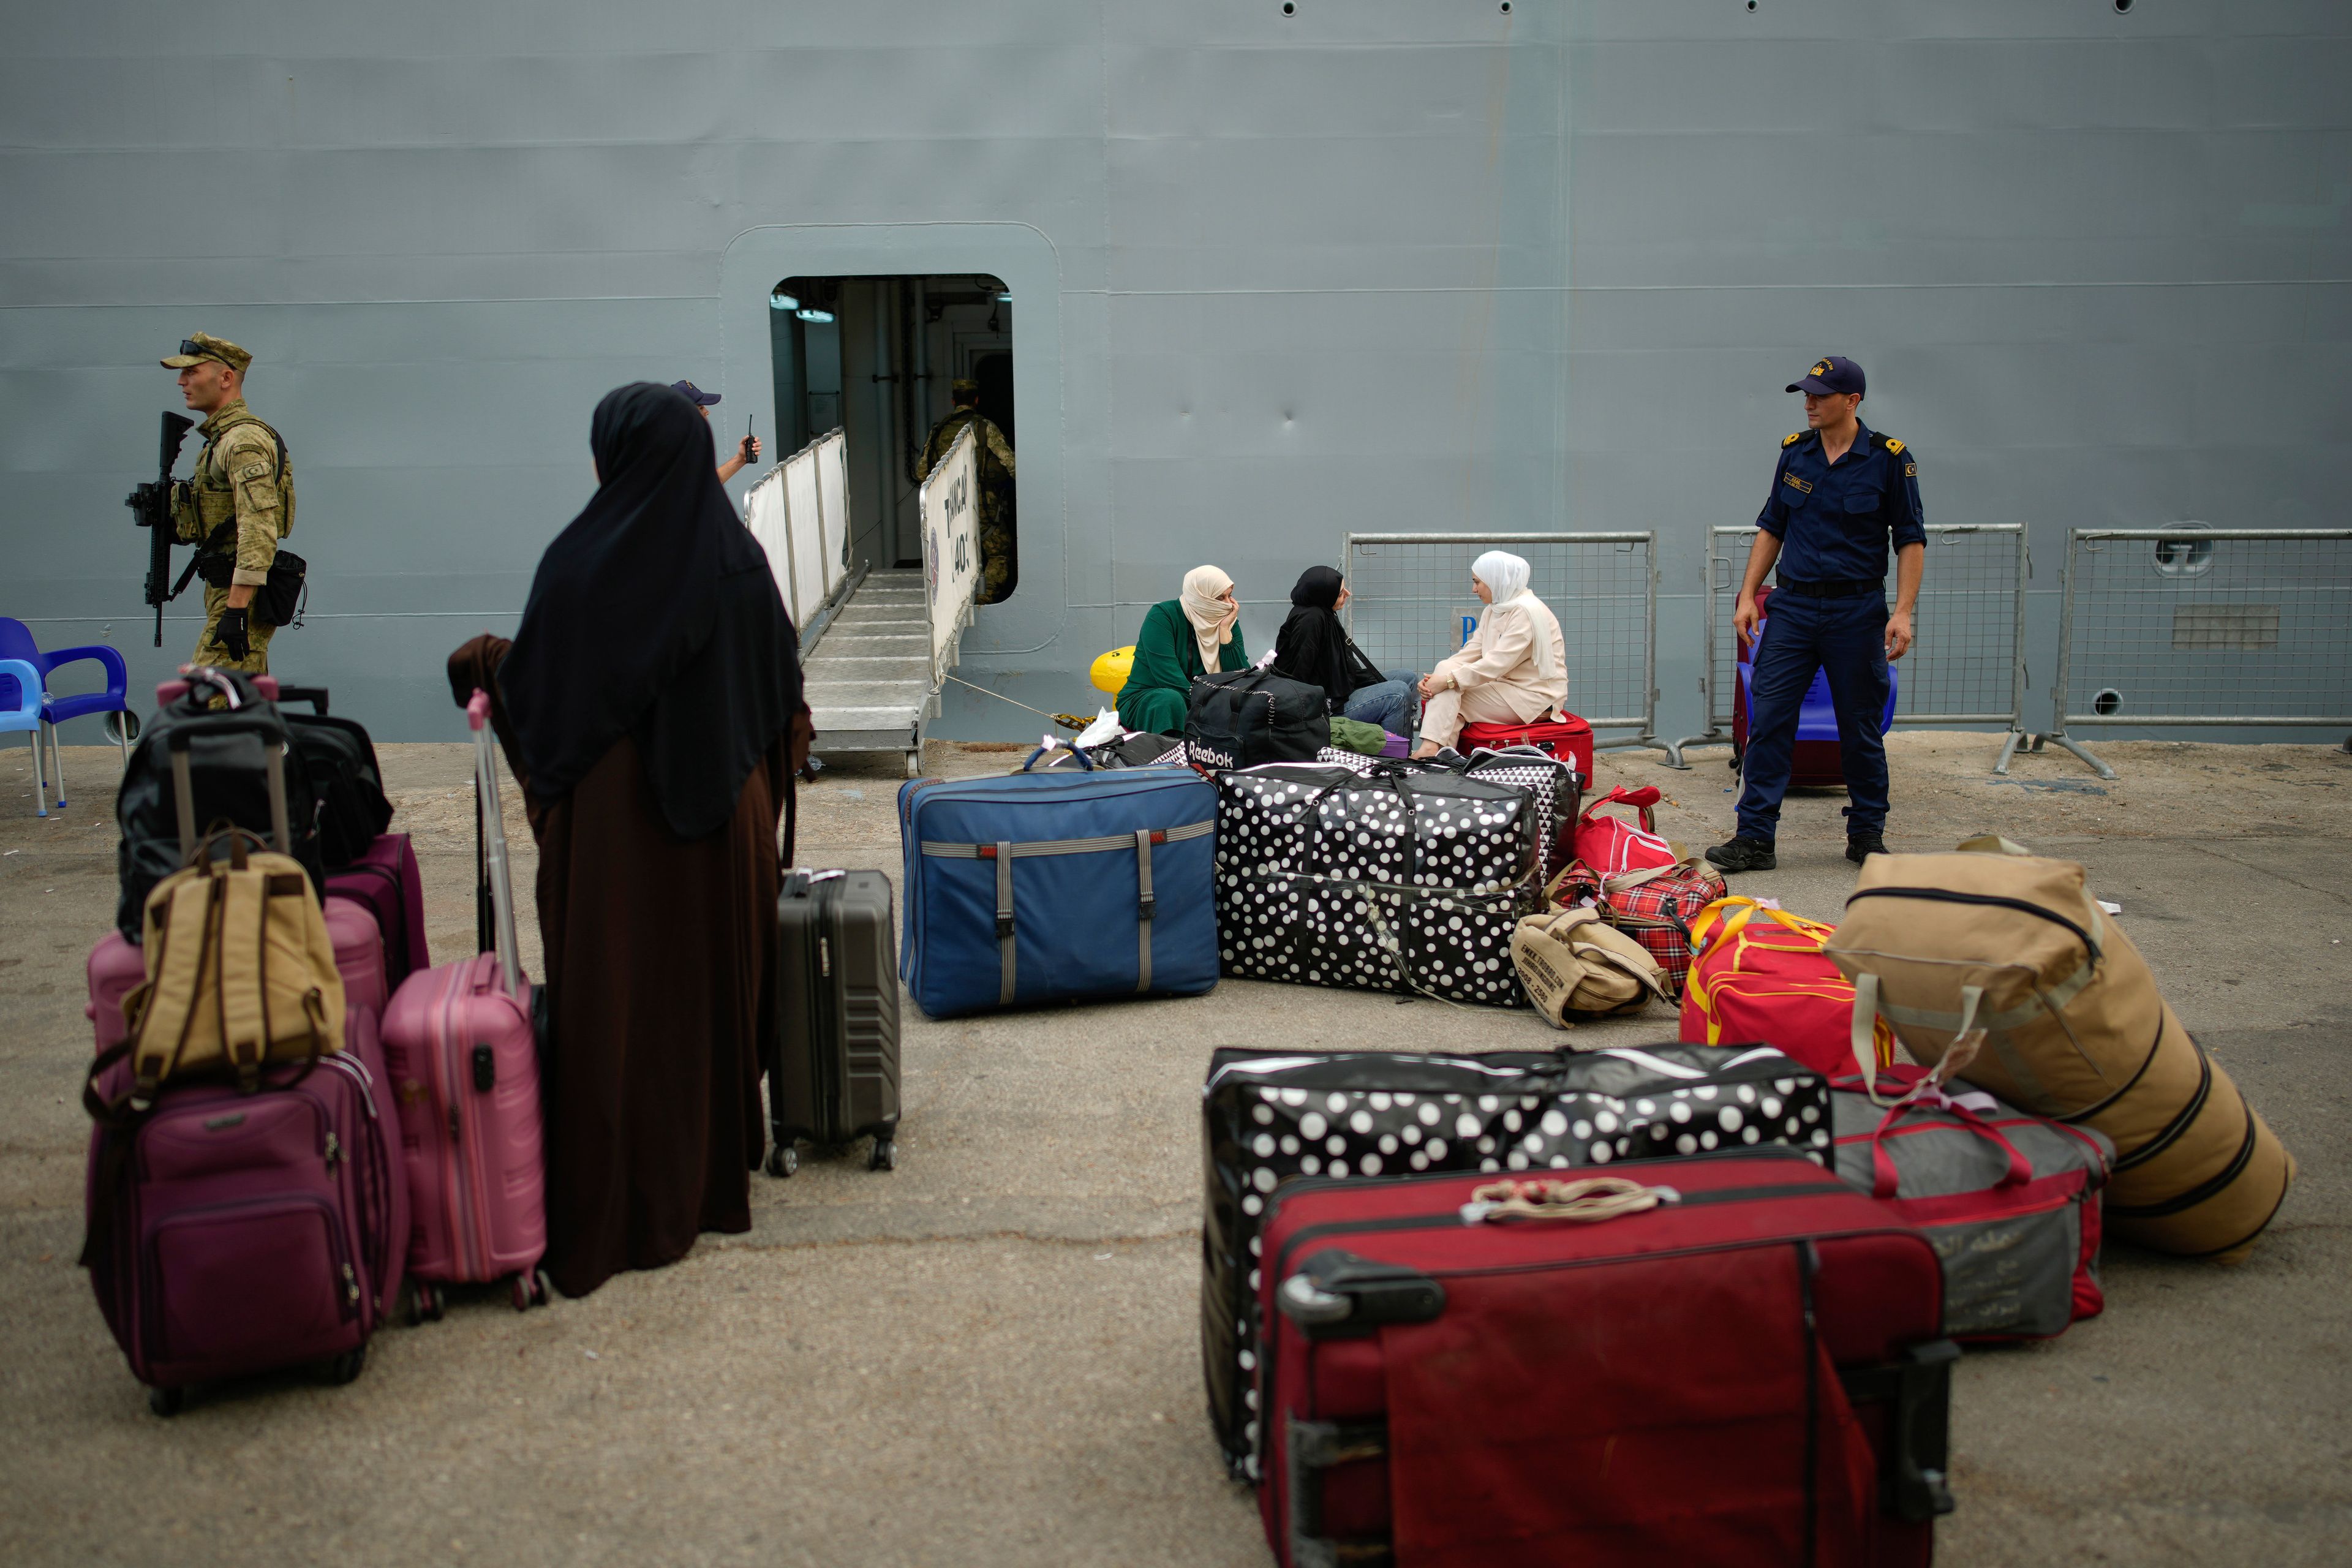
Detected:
left=1706, top=355, right=1924, bottom=873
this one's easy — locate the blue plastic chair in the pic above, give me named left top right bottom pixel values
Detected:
left=0, top=657, right=51, bottom=817
left=0, top=617, right=138, bottom=813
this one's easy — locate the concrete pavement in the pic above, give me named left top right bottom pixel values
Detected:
left=2, top=732, right=2346, bottom=1566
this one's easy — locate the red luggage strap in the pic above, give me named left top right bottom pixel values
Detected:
left=1861, top=1085, right=2034, bottom=1201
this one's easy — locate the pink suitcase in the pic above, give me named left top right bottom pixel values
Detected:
left=89, top=897, right=388, bottom=1051
left=379, top=688, right=548, bottom=1317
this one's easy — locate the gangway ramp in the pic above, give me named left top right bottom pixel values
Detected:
left=742, top=426, right=982, bottom=776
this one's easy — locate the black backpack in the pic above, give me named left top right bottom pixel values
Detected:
left=1185, top=668, right=1330, bottom=771
left=115, top=669, right=326, bottom=942
left=275, top=687, right=394, bottom=869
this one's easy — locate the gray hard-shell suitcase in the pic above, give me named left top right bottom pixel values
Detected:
left=767, top=869, right=902, bottom=1176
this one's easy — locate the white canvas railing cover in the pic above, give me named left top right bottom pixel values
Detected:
left=919, top=425, right=981, bottom=687
left=742, top=428, right=852, bottom=633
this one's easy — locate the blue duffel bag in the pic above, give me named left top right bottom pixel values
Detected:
left=898, top=750, right=1219, bottom=1018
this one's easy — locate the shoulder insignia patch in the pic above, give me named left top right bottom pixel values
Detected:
left=1904, top=462, right=1918, bottom=477
left=1883, top=437, right=1905, bottom=455
left=1782, top=431, right=1804, bottom=447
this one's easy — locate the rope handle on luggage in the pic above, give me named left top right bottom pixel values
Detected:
left=1460, top=1175, right=1678, bottom=1225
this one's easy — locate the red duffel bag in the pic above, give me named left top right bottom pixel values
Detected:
left=1572, top=785, right=1680, bottom=878
left=1681, top=897, right=1895, bottom=1080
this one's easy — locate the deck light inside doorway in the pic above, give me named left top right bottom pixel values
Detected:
left=796, top=307, right=835, bottom=323
left=770, top=289, right=799, bottom=311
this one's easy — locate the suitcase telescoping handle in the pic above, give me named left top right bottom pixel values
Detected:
left=165, top=711, right=292, bottom=862
left=468, top=689, right=523, bottom=999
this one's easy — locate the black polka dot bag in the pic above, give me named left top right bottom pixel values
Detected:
left=1213, top=762, right=1541, bottom=1008
left=1198, top=1041, right=1834, bottom=1479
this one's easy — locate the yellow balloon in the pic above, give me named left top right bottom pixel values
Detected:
left=1090, top=645, right=1136, bottom=695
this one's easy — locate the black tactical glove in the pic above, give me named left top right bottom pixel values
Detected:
left=216, top=605, right=252, bottom=663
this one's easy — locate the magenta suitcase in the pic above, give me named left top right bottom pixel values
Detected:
left=328, top=832, right=430, bottom=990
left=89, top=897, right=388, bottom=1052
left=84, top=1003, right=408, bottom=1415
left=379, top=688, right=548, bottom=1317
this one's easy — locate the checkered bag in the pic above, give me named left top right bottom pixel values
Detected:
left=1546, top=856, right=1725, bottom=1001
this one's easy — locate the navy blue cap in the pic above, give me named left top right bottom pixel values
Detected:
left=1786, top=356, right=1864, bottom=398
left=670, top=379, right=722, bottom=407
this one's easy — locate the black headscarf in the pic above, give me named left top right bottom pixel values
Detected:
left=1272, top=565, right=1384, bottom=710
left=497, top=383, right=801, bottom=840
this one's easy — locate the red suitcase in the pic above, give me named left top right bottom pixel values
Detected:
left=378, top=689, right=548, bottom=1317
left=1458, top=711, right=1593, bottom=778
left=1257, top=1152, right=1955, bottom=1568
left=89, top=895, right=388, bottom=1051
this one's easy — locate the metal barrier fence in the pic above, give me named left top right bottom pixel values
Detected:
left=1672, top=523, right=2030, bottom=771
left=2049, top=527, right=2352, bottom=778
left=1341, top=532, right=1672, bottom=758
left=743, top=427, right=858, bottom=649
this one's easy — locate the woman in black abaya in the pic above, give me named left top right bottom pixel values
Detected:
left=1271, top=565, right=1422, bottom=737
left=448, top=382, right=809, bottom=1298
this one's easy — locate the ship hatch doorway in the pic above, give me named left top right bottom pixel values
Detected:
left=769, top=274, right=1017, bottom=601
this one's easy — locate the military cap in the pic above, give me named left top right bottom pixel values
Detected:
left=670, top=379, right=722, bottom=407
left=1787, top=355, right=1864, bottom=398
left=161, top=333, right=252, bottom=374
left=950, top=377, right=980, bottom=398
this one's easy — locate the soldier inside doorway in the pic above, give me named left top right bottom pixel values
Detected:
left=916, top=377, right=1017, bottom=604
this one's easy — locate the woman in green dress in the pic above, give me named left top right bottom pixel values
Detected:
left=1114, top=564, right=1250, bottom=734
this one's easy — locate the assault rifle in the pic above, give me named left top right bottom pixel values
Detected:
left=123, top=412, right=196, bottom=646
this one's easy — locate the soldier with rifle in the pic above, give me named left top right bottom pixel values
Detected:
left=143, top=333, right=301, bottom=673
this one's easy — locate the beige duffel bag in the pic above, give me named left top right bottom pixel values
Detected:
left=1824, top=834, right=2293, bottom=1262
left=1511, top=907, right=1668, bottom=1028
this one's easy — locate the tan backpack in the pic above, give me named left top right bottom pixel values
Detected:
left=95, top=824, right=345, bottom=1112
left=1510, top=907, right=1668, bottom=1028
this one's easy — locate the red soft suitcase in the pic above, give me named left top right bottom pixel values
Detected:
left=378, top=689, right=549, bottom=1317
left=1458, top=711, right=1593, bottom=778
left=89, top=892, right=388, bottom=1052
left=328, top=832, right=431, bottom=990
left=1257, top=1152, right=1956, bottom=1568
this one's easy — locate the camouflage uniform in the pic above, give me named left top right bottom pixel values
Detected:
left=162, top=336, right=295, bottom=675
left=918, top=394, right=1017, bottom=605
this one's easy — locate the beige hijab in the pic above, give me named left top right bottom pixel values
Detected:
left=1180, top=565, right=1238, bottom=673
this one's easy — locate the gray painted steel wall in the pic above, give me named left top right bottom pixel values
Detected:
left=6, top=3, right=2346, bottom=742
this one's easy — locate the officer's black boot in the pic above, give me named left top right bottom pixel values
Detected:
left=1846, top=831, right=1888, bottom=864
left=1705, top=836, right=1777, bottom=874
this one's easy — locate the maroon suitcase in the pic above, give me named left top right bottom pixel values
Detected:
left=83, top=1003, right=408, bottom=1416
left=1257, top=1152, right=1955, bottom=1568
left=328, top=832, right=430, bottom=990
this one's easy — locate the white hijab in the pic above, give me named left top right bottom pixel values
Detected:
left=1180, top=564, right=1238, bottom=674
left=1471, top=549, right=1558, bottom=680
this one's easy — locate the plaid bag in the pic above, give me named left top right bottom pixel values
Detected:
left=1545, top=856, right=1724, bottom=1001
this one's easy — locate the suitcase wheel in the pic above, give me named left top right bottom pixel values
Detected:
left=869, top=1138, right=898, bottom=1173
left=326, top=1344, right=368, bottom=1385
left=147, top=1385, right=184, bottom=1419
left=764, top=1143, right=799, bottom=1179
left=508, top=1274, right=539, bottom=1313
left=1728, top=747, right=1743, bottom=773
left=408, top=1280, right=445, bottom=1325
left=531, top=1268, right=551, bottom=1307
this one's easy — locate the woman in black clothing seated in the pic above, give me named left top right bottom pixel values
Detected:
left=1270, top=565, right=1419, bottom=736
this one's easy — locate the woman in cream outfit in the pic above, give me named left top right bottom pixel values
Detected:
left=1410, top=549, right=1568, bottom=758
